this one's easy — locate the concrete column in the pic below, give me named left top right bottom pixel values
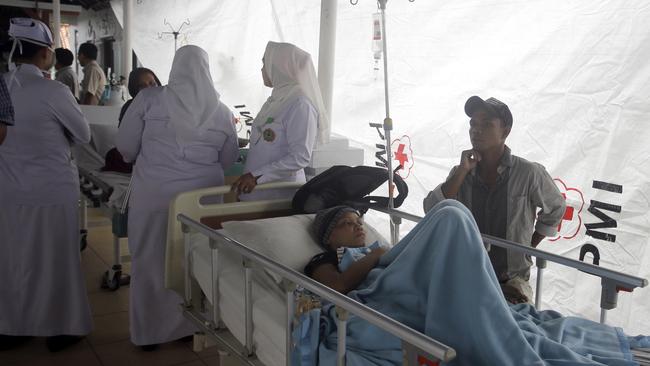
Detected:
left=122, top=0, right=133, bottom=80
left=317, top=0, right=337, bottom=129
left=52, top=0, right=61, bottom=47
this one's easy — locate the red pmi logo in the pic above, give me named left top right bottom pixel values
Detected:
left=550, top=178, right=585, bottom=241
left=391, top=135, right=415, bottom=179
left=417, top=355, right=439, bottom=366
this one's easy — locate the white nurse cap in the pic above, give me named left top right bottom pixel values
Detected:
left=7, top=18, right=54, bottom=72
left=8, top=17, right=54, bottom=48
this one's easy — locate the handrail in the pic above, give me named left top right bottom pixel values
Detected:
left=177, top=213, right=457, bottom=362
left=373, top=206, right=648, bottom=290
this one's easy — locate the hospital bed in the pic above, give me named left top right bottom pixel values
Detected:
left=165, top=183, right=649, bottom=366
left=165, top=182, right=455, bottom=366
left=73, top=143, right=132, bottom=291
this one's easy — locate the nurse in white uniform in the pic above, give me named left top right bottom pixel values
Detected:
left=232, top=41, right=330, bottom=200
left=117, top=45, right=238, bottom=350
left=0, top=18, right=92, bottom=352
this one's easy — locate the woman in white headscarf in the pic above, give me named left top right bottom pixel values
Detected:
left=117, top=45, right=239, bottom=350
left=232, top=41, right=329, bottom=200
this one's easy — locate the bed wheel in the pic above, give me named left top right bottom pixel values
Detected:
left=101, top=265, right=131, bottom=291
left=80, top=230, right=88, bottom=252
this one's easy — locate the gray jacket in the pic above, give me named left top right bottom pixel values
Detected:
left=423, top=151, right=566, bottom=280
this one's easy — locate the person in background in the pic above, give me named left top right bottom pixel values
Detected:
left=232, top=41, right=329, bottom=200
left=0, top=76, right=14, bottom=144
left=118, top=67, right=161, bottom=124
left=117, top=45, right=238, bottom=351
left=77, top=42, right=106, bottom=105
left=54, top=47, right=78, bottom=99
left=0, top=17, right=92, bottom=352
left=423, top=96, right=565, bottom=304
left=102, top=68, right=161, bottom=174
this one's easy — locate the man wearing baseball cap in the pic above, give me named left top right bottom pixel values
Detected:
left=423, top=96, right=565, bottom=305
left=0, top=18, right=92, bottom=352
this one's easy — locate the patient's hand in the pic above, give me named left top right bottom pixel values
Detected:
left=371, top=247, right=388, bottom=257
left=501, top=283, right=529, bottom=304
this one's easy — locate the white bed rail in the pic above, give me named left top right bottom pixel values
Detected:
left=374, top=206, right=648, bottom=324
left=177, top=212, right=457, bottom=366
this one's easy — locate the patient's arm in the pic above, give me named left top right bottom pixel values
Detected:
left=312, top=248, right=386, bottom=294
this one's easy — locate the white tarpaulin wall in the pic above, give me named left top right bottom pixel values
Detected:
left=111, top=0, right=650, bottom=334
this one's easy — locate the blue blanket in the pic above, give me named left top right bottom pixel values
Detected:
left=317, top=200, right=646, bottom=366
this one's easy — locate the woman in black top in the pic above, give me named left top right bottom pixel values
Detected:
left=103, top=68, right=161, bottom=173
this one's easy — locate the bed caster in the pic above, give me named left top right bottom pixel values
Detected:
left=101, top=265, right=131, bottom=291
left=80, top=230, right=88, bottom=252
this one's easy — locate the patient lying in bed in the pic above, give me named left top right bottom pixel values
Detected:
left=305, top=200, right=649, bottom=366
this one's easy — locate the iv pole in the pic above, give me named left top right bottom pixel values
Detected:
left=157, top=19, right=190, bottom=52
left=352, top=0, right=414, bottom=244
left=378, top=0, right=398, bottom=244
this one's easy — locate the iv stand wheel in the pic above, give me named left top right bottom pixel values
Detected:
left=101, top=264, right=131, bottom=291
left=80, top=229, right=88, bottom=252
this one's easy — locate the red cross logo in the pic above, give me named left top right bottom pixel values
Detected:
left=395, top=144, right=408, bottom=167
left=558, top=192, right=575, bottom=232
left=391, top=135, right=415, bottom=179
left=550, top=178, right=584, bottom=242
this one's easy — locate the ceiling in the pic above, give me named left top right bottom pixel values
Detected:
left=35, top=0, right=111, bottom=11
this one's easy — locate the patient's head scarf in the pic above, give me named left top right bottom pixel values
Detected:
left=312, top=206, right=360, bottom=250
left=252, top=41, right=330, bottom=145
left=166, top=45, right=221, bottom=147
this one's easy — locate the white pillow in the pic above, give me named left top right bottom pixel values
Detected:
left=221, top=214, right=388, bottom=284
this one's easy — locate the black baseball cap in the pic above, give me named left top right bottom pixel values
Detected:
left=464, top=96, right=513, bottom=128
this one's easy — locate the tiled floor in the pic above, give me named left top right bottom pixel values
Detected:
left=0, top=208, right=222, bottom=366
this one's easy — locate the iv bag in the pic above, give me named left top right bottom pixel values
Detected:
left=372, top=12, right=382, bottom=60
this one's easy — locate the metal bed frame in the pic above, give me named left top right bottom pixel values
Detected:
left=374, top=206, right=649, bottom=325
left=78, top=166, right=131, bottom=291
left=170, top=183, right=648, bottom=366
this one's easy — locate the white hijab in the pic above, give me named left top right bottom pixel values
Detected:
left=253, top=41, right=330, bottom=145
left=166, top=45, right=221, bottom=146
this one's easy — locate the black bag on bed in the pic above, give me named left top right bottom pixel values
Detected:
left=292, top=165, right=408, bottom=213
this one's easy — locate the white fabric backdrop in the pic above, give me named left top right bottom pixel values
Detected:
left=111, top=0, right=650, bottom=334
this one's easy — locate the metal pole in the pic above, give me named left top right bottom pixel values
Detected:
left=535, top=258, right=547, bottom=309
left=336, top=306, right=349, bottom=366
left=209, top=239, right=221, bottom=328
left=285, top=284, right=296, bottom=366
left=182, top=225, right=192, bottom=306
left=113, top=235, right=121, bottom=266
left=600, top=309, right=607, bottom=324
left=377, top=0, right=398, bottom=244
left=122, top=0, right=133, bottom=80
left=52, top=0, right=61, bottom=48
left=317, top=0, right=338, bottom=134
left=74, top=29, right=79, bottom=75
left=244, top=263, right=254, bottom=356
